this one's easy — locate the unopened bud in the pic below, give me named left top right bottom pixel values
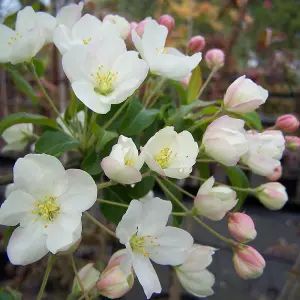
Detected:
left=205, top=49, right=225, bottom=70
left=285, top=136, right=300, bottom=151
left=187, top=35, right=206, bottom=53
left=228, top=212, right=257, bottom=242
left=275, top=114, right=299, bottom=133
left=135, top=18, right=152, bottom=37
left=267, top=165, right=282, bottom=181
left=158, top=14, right=175, bottom=32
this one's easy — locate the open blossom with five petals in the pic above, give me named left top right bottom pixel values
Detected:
left=2, top=123, right=33, bottom=153
left=223, top=75, right=268, bottom=113
left=54, top=14, right=119, bottom=55
left=0, top=6, right=45, bottom=64
left=176, top=244, right=216, bottom=297
left=132, top=20, right=202, bottom=81
left=141, top=127, right=199, bottom=179
left=0, top=154, right=97, bottom=265
left=194, top=176, right=237, bottom=221
left=101, top=136, right=144, bottom=185
left=116, top=197, right=193, bottom=299
left=202, top=116, right=249, bottom=166
left=62, top=37, right=148, bottom=114
left=242, top=130, right=285, bottom=176
left=103, top=14, right=131, bottom=40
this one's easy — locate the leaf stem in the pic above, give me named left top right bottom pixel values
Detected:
left=196, top=67, right=217, bottom=99
left=102, top=100, right=129, bottom=130
left=161, top=176, right=195, bottom=199
left=97, top=181, right=115, bottom=189
left=97, top=198, right=128, bottom=208
left=144, top=78, right=167, bottom=107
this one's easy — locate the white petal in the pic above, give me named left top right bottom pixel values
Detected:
left=197, top=176, right=215, bottom=195
left=0, top=25, right=14, bottom=63
left=2, top=140, right=28, bottom=153
left=7, top=222, right=48, bottom=265
left=13, top=154, right=68, bottom=199
left=149, top=226, right=193, bottom=265
left=15, top=6, right=36, bottom=34
left=0, top=190, right=35, bottom=226
left=36, top=12, right=56, bottom=43
left=138, top=198, right=172, bottom=236
left=57, top=169, right=97, bottom=213
left=57, top=223, right=82, bottom=252
left=132, top=253, right=162, bottom=299
left=5, top=183, right=16, bottom=198
left=54, top=25, right=74, bottom=55
left=56, top=2, right=83, bottom=29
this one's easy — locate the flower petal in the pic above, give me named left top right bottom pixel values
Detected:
left=197, top=176, right=215, bottom=195
left=54, top=25, right=75, bottom=55
left=56, top=2, right=83, bottom=29
left=0, top=24, right=14, bottom=63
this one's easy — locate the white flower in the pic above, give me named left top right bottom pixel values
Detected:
left=0, top=154, right=97, bottom=265
left=132, top=20, right=201, bottom=81
left=103, top=14, right=130, bottom=39
left=242, top=130, right=285, bottom=176
left=141, top=127, right=199, bottom=179
left=139, top=190, right=155, bottom=202
left=202, top=115, right=249, bottom=166
left=62, top=37, right=149, bottom=114
left=194, top=176, right=237, bottom=221
left=56, top=111, right=85, bottom=136
left=224, top=75, right=268, bottom=113
left=0, top=6, right=45, bottom=64
left=101, top=136, right=144, bottom=185
left=2, top=123, right=33, bottom=152
left=5, top=183, right=16, bottom=198
left=116, top=197, right=193, bottom=299
left=176, top=244, right=216, bottom=297
left=54, top=14, right=119, bottom=55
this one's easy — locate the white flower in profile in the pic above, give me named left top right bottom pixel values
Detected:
left=103, top=14, right=131, bottom=39
left=176, top=244, right=216, bottom=297
left=242, top=130, right=285, bottom=176
left=2, top=124, right=33, bottom=153
left=56, top=111, right=85, bottom=136
left=202, top=115, right=249, bottom=166
left=54, top=14, right=119, bottom=55
left=116, top=197, right=193, bottom=299
left=0, top=154, right=97, bottom=265
left=132, top=20, right=202, bottom=81
left=0, top=6, right=45, bottom=64
left=62, top=36, right=149, bottom=114
left=141, top=127, right=199, bottom=179
left=101, top=136, right=144, bottom=185
left=194, top=176, right=237, bottom=221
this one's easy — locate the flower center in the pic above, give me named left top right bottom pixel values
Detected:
left=7, top=33, right=22, bottom=46
left=125, top=158, right=134, bottom=166
left=156, top=47, right=167, bottom=55
left=32, top=196, right=60, bottom=223
left=83, top=37, right=92, bottom=45
left=155, top=147, right=175, bottom=169
left=130, top=235, right=160, bottom=257
left=91, top=65, right=118, bottom=95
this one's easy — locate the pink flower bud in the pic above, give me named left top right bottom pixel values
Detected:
left=285, top=136, right=300, bottom=151
left=135, top=18, right=152, bottom=37
left=205, top=49, right=225, bottom=70
left=233, top=246, right=266, bottom=279
left=267, top=165, right=282, bottom=181
left=187, top=35, right=206, bottom=53
left=228, top=212, right=257, bottom=242
left=180, top=73, right=192, bottom=87
left=97, top=250, right=134, bottom=299
left=158, top=14, right=175, bottom=32
left=256, top=182, right=288, bottom=210
left=275, top=114, right=299, bottom=132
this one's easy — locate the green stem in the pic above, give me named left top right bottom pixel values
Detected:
left=84, top=211, right=116, bottom=237
left=37, top=254, right=56, bottom=300
left=97, top=181, right=115, bottom=189
left=196, top=67, right=217, bottom=99
left=70, top=255, right=89, bottom=300
left=162, top=176, right=195, bottom=199
left=102, top=100, right=129, bottom=130
left=97, top=198, right=128, bottom=208
left=144, top=78, right=167, bottom=107
left=171, top=212, right=189, bottom=216
left=189, top=109, right=222, bottom=132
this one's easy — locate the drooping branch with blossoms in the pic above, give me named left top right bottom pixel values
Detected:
left=0, top=2, right=299, bottom=299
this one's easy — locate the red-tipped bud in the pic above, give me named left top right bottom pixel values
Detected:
left=275, top=114, right=299, bottom=133
left=158, top=14, right=175, bottom=32
left=205, top=49, right=225, bottom=70
left=187, top=35, right=206, bottom=53
left=285, top=136, right=300, bottom=151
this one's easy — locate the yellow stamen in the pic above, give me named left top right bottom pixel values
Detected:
left=83, top=37, right=92, bottom=45
left=91, top=65, right=118, bottom=95
left=155, top=47, right=167, bottom=55
left=130, top=235, right=160, bottom=257
left=32, top=196, right=60, bottom=222
left=7, top=33, right=22, bottom=46
left=155, top=147, right=174, bottom=169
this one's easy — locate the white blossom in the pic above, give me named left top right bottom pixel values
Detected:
left=103, top=14, right=130, bottom=39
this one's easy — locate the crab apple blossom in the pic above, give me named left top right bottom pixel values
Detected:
left=54, top=14, right=119, bottom=55
left=285, top=136, right=300, bottom=151
left=275, top=114, right=299, bottom=133
left=233, top=246, right=266, bottom=279
left=0, top=6, right=45, bottom=64
left=103, top=14, right=131, bottom=39
left=0, top=154, right=97, bottom=265
left=158, top=14, right=175, bottom=32
left=135, top=18, right=152, bottom=37
left=98, top=250, right=134, bottom=299
left=62, top=36, right=148, bottom=114
left=256, top=182, right=288, bottom=210
left=205, top=48, right=225, bottom=70
left=175, top=244, right=216, bottom=297
left=202, top=115, right=249, bottom=166
left=2, top=123, right=33, bottom=153
left=132, top=20, right=202, bottom=81
left=101, top=136, right=144, bottom=184
left=194, top=176, right=237, bottom=221
left=228, top=212, right=257, bottom=242
left=141, top=126, right=199, bottom=179
left=223, top=75, right=269, bottom=113
left=242, top=130, right=285, bottom=176
left=187, top=35, right=206, bottom=53
left=116, top=197, right=193, bottom=299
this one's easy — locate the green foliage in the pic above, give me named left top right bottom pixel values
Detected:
left=187, top=65, right=202, bottom=104
left=35, top=131, right=80, bottom=156
left=0, top=113, right=58, bottom=134
left=32, top=59, right=45, bottom=78
left=238, top=111, right=263, bottom=131
left=196, top=162, right=210, bottom=180
left=81, top=151, right=102, bottom=176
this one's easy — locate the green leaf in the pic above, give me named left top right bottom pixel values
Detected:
left=187, top=65, right=202, bottom=104
left=0, top=291, right=12, bottom=300
left=169, top=80, right=187, bottom=104
left=95, top=127, right=118, bottom=152
left=8, top=69, right=39, bottom=103
left=32, top=59, right=45, bottom=77
left=225, top=166, right=249, bottom=211
left=120, top=98, right=159, bottom=136
left=0, top=113, right=58, bottom=134
left=82, top=151, right=102, bottom=176
left=126, top=176, right=155, bottom=199
left=35, top=131, right=80, bottom=156
left=236, top=112, right=263, bottom=130
left=196, top=162, right=210, bottom=180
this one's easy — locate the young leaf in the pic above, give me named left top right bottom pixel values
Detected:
left=187, top=65, right=202, bottom=104
left=32, top=59, right=45, bottom=77
left=95, top=127, right=118, bottom=152
left=82, top=151, right=102, bottom=175
left=35, top=131, right=80, bottom=156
